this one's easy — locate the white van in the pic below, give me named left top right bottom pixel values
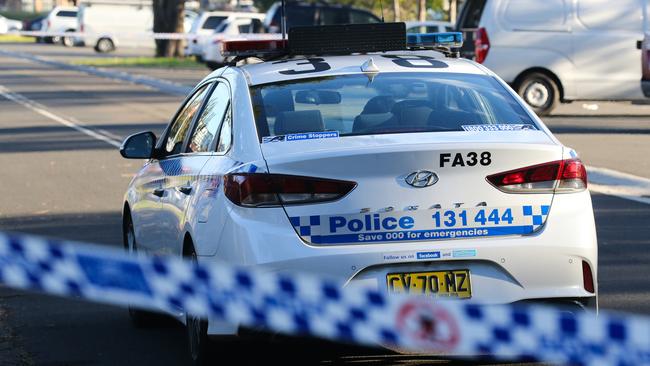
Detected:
left=78, top=0, right=154, bottom=53
left=457, top=0, right=650, bottom=115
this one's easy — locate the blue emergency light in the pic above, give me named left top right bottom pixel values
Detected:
left=406, top=32, right=464, bottom=49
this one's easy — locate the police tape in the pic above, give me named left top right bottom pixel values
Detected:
left=11, top=30, right=282, bottom=41
left=0, top=231, right=648, bottom=365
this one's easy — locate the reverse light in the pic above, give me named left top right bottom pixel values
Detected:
left=486, top=159, right=587, bottom=193
left=223, top=173, right=356, bottom=207
left=474, top=27, right=490, bottom=64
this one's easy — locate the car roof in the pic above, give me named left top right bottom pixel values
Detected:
left=404, top=21, right=453, bottom=27
left=232, top=52, right=488, bottom=86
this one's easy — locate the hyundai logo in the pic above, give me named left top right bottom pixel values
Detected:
left=405, top=170, right=439, bottom=188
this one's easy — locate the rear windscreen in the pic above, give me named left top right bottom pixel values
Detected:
left=250, top=72, right=537, bottom=140
left=56, top=10, right=77, bottom=17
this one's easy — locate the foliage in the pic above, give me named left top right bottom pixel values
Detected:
left=251, top=0, right=450, bottom=21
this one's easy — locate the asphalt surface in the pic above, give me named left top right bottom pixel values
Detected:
left=0, top=42, right=649, bottom=365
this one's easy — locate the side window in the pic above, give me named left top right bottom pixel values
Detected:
left=216, top=105, right=232, bottom=153
left=164, top=84, right=211, bottom=156
left=188, top=82, right=230, bottom=153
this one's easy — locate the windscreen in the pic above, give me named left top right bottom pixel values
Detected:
left=250, top=72, right=537, bottom=140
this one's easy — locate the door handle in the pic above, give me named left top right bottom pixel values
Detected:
left=176, top=186, right=192, bottom=195
left=153, top=188, right=164, bottom=197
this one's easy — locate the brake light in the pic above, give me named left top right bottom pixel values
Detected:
left=582, top=261, right=595, bottom=293
left=474, top=27, right=489, bottom=64
left=486, top=159, right=587, bottom=193
left=223, top=173, right=356, bottom=207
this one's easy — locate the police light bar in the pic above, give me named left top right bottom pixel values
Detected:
left=222, top=39, right=288, bottom=57
left=406, top=32, right=463, bottom=49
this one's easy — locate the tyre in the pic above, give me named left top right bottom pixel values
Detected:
left=516, top=72, right=560, bottom=116
left=184, top=246, right=211, bottom=366
left=61, top=30, right=75, bottom=47
left=94, top=38, right=115, bottom=53
left=123, top=213, right=162, bottom=327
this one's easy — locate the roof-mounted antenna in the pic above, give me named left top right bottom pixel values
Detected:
left=281, top=0, right=287, bottom=41
left=378, top=0, right=385, bottom=22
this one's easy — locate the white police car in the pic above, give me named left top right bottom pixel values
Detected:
left=119, top=24, right=597, bottom=364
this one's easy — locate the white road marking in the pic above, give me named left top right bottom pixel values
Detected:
left=0, top=85, right=122, bottom=148
left=587, top=166, right=650, bottom=205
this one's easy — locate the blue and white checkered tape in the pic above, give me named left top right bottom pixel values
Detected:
left=0, top=232, right=648, bottom=365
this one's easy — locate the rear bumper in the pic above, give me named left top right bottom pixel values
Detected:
left=201, top=191, right=597, bottom=335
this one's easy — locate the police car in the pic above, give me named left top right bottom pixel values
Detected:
left=119, top=23, right=597, bottom=364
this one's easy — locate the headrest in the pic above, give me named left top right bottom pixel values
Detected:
left=274, top=110, right=325, bottom=135
left=362, top=95, right=396, bottom=114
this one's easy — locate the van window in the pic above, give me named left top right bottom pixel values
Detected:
left=202, top=16, right=227, bottom=30
left=503, top=0, right=568, bottom=30
left=56, top=10, right=77, bottom=17
left=577, top=0, right=643, bottom=31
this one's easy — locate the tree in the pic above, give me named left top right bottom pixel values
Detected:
left=393, top=0, right=401, bottom=21
left=418, top=0, right=426, bottom=21
left=153, top=0, right=184, bottom=57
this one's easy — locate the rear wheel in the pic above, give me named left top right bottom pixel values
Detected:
left=184, top=244, right=211, bottom=366
left=516, top=72, right=559, bottom=116
left=61, top=30, right=75, bottom=47
left=95, top=38, right=115, bottom=53
left=123, top=213, right=162, bottom=327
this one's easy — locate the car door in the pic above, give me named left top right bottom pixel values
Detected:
left=146, top=81, right=213, bottom=256
left=184, top=80, right=236, bottom=257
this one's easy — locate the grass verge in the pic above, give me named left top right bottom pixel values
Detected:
left=71, top=56, right=203, bottom=69
left=0, top=34, right=35, bottom=43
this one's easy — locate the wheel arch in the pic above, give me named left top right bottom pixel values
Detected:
left=513, top=67, right=565, bottom=102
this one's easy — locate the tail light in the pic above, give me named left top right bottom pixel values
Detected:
left=582, top=261, right=595, bottom=293
left=223, top=173, right=356, bottom=207
left=486, top=158, right=587, bottom=193
left=47, top=20, right=51, bottom=29
left=80, top=23, right=84, bottom=32
left=474, top=27, right=490, bottom=64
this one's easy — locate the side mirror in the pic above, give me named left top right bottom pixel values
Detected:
left=120, top=131, right=156, bottom=159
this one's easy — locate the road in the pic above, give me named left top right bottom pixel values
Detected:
left=0, top=42, right=649, bottom=365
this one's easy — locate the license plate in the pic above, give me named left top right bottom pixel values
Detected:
left=386, top=269, right=471, bottom=298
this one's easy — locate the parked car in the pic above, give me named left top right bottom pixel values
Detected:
left=263, top=1, right=381, bottom=32
left=0, top=15, right=22, bottom=32
left=201, top=13, right=266, bottom=70
left=184, top=11, right=261, bottom=62
left=405, top=20, right=454, bottom=34
left=40, top=6, right=78, bottom=45
left=456, top=0, right=650, bottom=115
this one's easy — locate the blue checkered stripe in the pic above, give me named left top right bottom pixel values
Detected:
left=0, top=232, right=648, bottom=365
left=289, top=215, right=320, bottom=241
left=522, top=205, right=550, bottom=231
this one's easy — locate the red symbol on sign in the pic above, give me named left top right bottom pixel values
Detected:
left=395, top=300, right=460, bottom=352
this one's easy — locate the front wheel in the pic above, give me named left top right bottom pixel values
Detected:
left=516, top=72, right=560, bottom=116
left=185, top=247, right=212, bottom=366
